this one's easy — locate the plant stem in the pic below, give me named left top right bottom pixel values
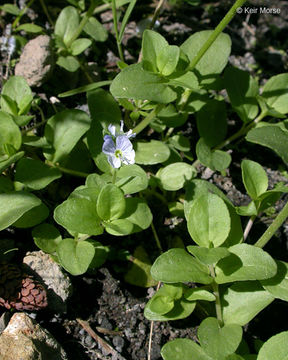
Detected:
left=209, top=265, right=223, bottom=326
left=243, top=215, right=256, bottom=242
left=255, top=199, right=288, bottom=248
left=132, top=104, right=165, bottom=134
left=148, top=0, right=165, bottom=30
left=187, top=0, right=247, bottom=72
left=112, top=0, right=124, bottom=62
left=151, top=221, right=163, bottom=253
left=46, top=160, right=89, bottom=178
left=215, top=110, right=268, bottom=150
left=39, top=0, right=54, bottom=27
left=111, top=168, right=117, bottom=184
left=12, top=0, right=36, bottom=28
left=66, top=0, right=100, bottom=49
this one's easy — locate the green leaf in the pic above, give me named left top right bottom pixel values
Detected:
left=110, top=63, right=177, bottom=104
left=157, top=104, right=188, bottom=128
left=157, top=45, right=180, bottom=76
left=56, top=56, right=80, bottom=72
left=124, top=246, right=157, bottom=287
left=70, top=38, right=92, bottom=55
left=12, top=203, right=49, bottom=228
left=241, top=160, right=268, bottom=200
left=246, top=125, right=288, bottom=164
left=188, top=193, right=231, bottom=247
left=33, top=223, right=62, bottom=254
left=142, top=30, right=168, bottom=72
left=196, top=138, right=231, bottom=171
left=105, top=198, right=152, bottom=236
left=196, top=100, right=227, bottom=147
left=54, top=6, right=79, bottom=45
left=198, top=317, right=242, bottom=360
left=262, top=73, right=288, bottom=115
left=0, top=192, right=41, bottom=231
left=222, top=282, right=274, bottom=326
left=54, top=198, right=103, bottom=236
left=158, top=162, right=196, bottom=191
left=87, top=240, right=108, bottom=269
left=44, top=109, right=91, bottom=163
left=135, top=140, right=170, bottom=165
left=151, top=248, right=212, bottom=284
left=261, top=261, right=288, bottom=301
left=144, top=297, right=196, bottom=321
left=83, top=16, right=108, bottom=42
left=236, top=201, right=257, bottom=216
left=121, top=197, right=152, bottom=230
left=187, top=246, right=230, bottom=265
left=15, top=158, right=62, bottom=190
left=15, top=23, right=43, bottom=33
left=181, top=30, right=231, bottom=85
left=168, top=135, right=190, bottom=152
left=149, top=294, right=174, bottom=315
left=0, top=176, right=14, bottom=193
left=184, top=288, right=215, bottom=301
left=115, top=164, right=148, bottom=194
left=0, top=151, right=24, bottom=173
left=161, top=339, right=212, bottom=360
left=224, top=67, right=259, bottom=122
left=58, top=80, right=112, bottom=98
left=0, top=111, right=22, bottom=156
left=96, top=184, right=125, bottom=221
left=1, top=76, right=33, bottom=116
left=257, top=331, right=288, bottom=360
left=1, top=3, right=21, bottom=15
left=215, top=244, right=277, bottom=284
left=57, top=238, right=95, bottom=275
left=185, top=179, right=243, bottom=246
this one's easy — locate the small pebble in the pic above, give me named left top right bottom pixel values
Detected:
left=112, top=335, right=125, bottom=352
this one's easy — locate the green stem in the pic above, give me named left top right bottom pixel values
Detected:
left=39, top=0, right=54, bottom=27
left=254, top=200, right=288, bottom=248
left=132, top=104, right=165, bottom=135
left=66, top=0, right=100, bottom=49
left=148, top=0, right=165, bottom=30
left=112, top=0, right=124, bottom=62
left=215, top=110, right=268, bottom=150
left=209, top=265, right=223, bottom=326
left=12, top=0, right=36, bottom=28
left=111, top=168, right=117, bottom=184
left=187, top=0, right=247, bottom=72
left=46, top=160, right=89, bottom=178
left=151, top=221, right=163, bottom=254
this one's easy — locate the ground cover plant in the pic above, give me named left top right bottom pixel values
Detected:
left=0, top=0, right=288, bottom=359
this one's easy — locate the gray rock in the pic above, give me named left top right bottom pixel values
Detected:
left=0, top=312, right=68, bottom=360
left=23, top=251, right=73, bottom=313
left=15, top=35, right=54, bottom=87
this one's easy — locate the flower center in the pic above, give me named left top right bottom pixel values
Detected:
left=115, top=149, right=123, bottom=158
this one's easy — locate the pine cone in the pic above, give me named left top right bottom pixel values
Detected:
left=0, top=263, right=48, bottom=311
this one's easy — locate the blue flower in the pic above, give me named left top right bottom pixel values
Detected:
left=102, top=121, right=136, bottom=169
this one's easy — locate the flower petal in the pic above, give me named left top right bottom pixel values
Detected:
left=122, top=149, right=135, bottom=165
left=116, top=135, right=133, bottom=152
left=102, top=136, right=116, bottom=155
left=107, top=154, right=121, bottom=168
left=108, top=124, right=117, bottom=137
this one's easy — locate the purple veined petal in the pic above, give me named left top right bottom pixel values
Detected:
left=108, top=124, right=117, bottom=137
left=102, top=136, right=116, bottom=155
left=116, top=135, right=133, bottom=153
left=107, top=154, right=121, bottom=168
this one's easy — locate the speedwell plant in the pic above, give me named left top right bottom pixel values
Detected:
left=0, top=0, right=288, bottom=358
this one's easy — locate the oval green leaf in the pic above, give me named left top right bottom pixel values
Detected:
left=188, top=193, right=231, bottom=247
